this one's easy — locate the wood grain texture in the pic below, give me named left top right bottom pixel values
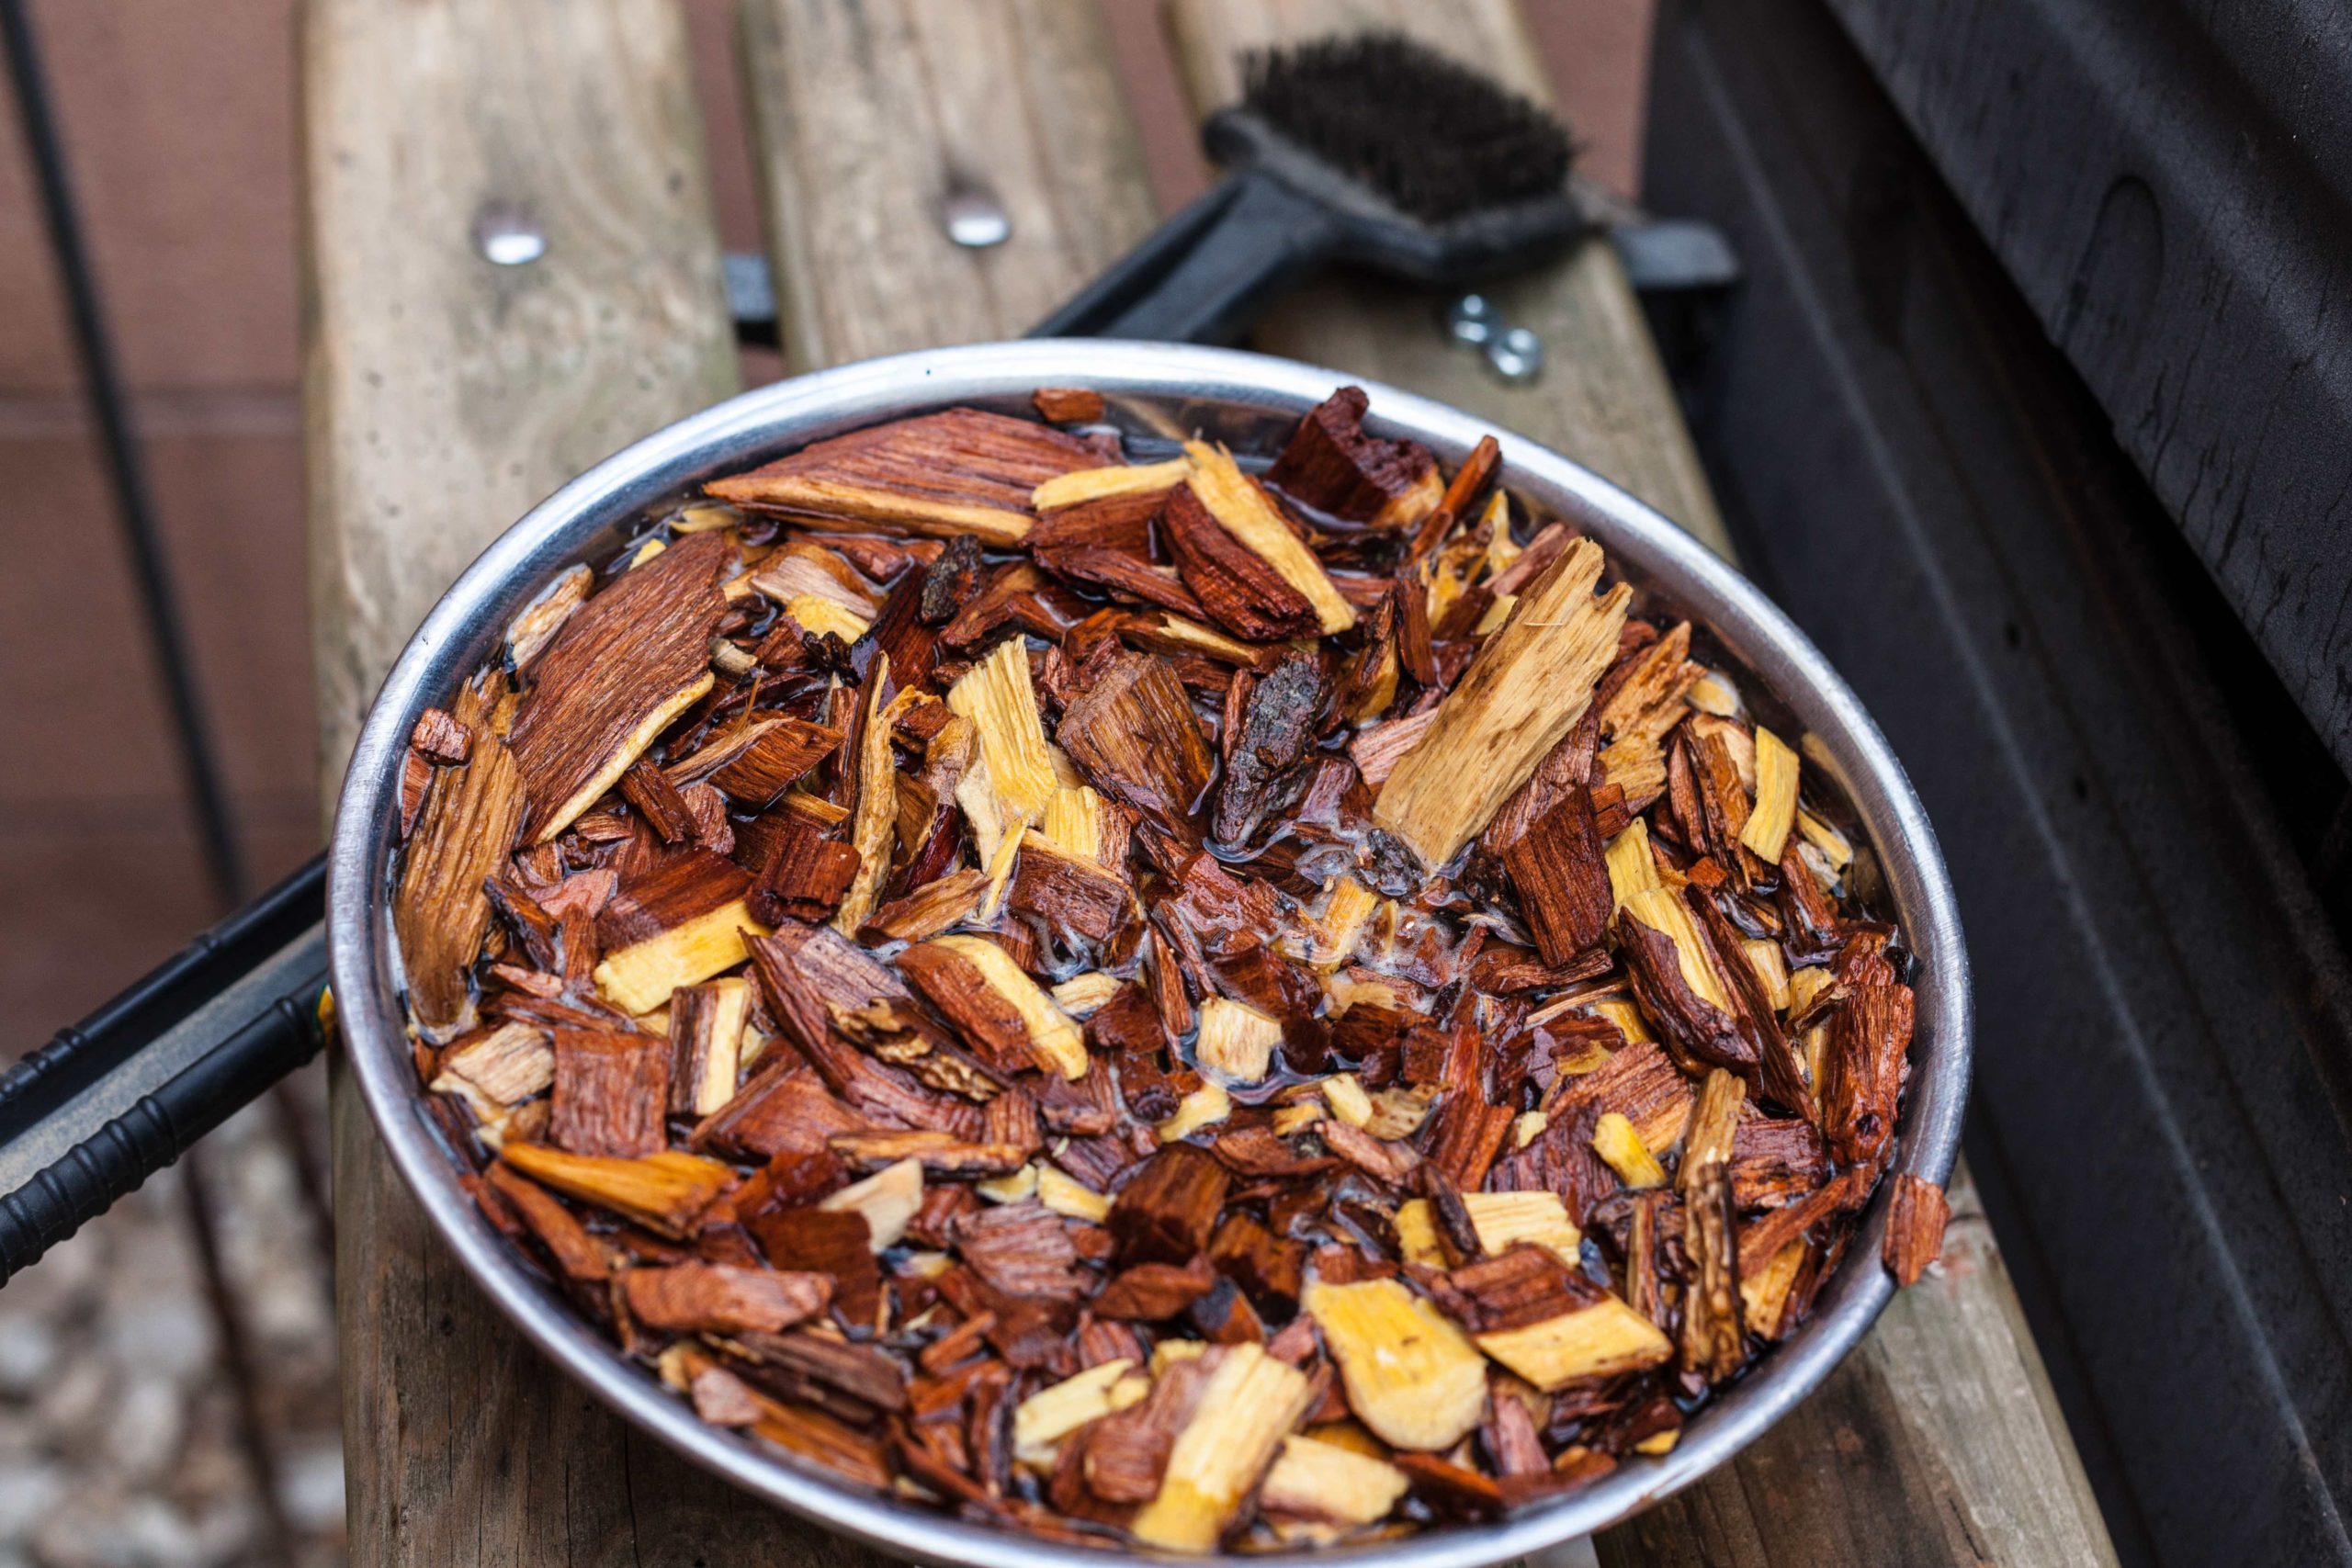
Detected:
left=303, top=2, right=878, bottom=1562
left=304, top=0, right=739, bottom=791
left=737, top=0, right=1162, bottom=368
left=1163, top=0, right=1731, bottom=559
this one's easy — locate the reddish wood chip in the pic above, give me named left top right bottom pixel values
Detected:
left=1092, top=1256, right=1217, bottom=1321
left=746, top=816, right=862, bottom=925
left=696, top=1066, right=872, bottom=1162
left=707, top=718, right=845, bottom=809
left=1056, top=652, right=1215, bottom=841
left=410, top=706, right=473, bottom=765
left=550, top=1029, right=670, bottom=1158
left=620, top=758, right=697, bottom=843
left=1006, top=840, right=1130, bottom=944
left=1883, top=1173, right=1951, bottom=1286
left=1159, top=483, right=1319, bottom=643
left=1032, top=386, right=1104, bottom=423
left=623, top=1262, right=831, bottom=1335
left=594, top=849, right=751, bottom=951
left=1822, top=935, right=1916, bottom=1170
left=508, top=530, right=733, bottom=841
left=1503, top=786, right=1614, bottom=964
left=1265, top=386, right=1439, bottom=529
left=483, top=1162, right=611, bottom=1281
left=1080, top=1353, right=1215, bottom=1505
left=745, top=1207, right=880, bottom=1330
left=1424, top=1243, right=1606, bottom=1334
left=956, top=1201, right=1093, bottom=1301
left=1107, top=1146, right=1229, bottom=1267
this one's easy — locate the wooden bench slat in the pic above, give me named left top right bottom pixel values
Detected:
left=305, top=0, right=740, bottom=783
left=303, top=2, right=828, bottom=1561
left=1159, top=6, right=2115, bottom=1564
left=738, top=0, right=1162, bottom=367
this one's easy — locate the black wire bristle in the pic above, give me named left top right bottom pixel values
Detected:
left=1241, top=33, right=1575, bottom=225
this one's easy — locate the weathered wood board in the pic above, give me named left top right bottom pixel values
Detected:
left=304, top=0, right=738, bottom=791
left=303, top=1, right=874, bottom=1562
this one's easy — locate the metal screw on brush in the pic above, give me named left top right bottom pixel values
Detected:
left=1486, top=325, right=1545, bottom=385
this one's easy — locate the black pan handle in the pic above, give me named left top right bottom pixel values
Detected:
left=0, top=852, right=329, bottom=1282
left=1029, top=169, right=1343, bottom=345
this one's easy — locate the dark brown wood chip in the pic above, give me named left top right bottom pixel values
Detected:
left=744, top=1207, right=880, bottom=1331
left=1208, top=649, right=1330, bottom=847
left=1056, top=652, right=1215, bottom=841
left=1107, top=1145, right=1229, bottom=1267
left=746, top=816, right=862, bottom=925
left=1503, top=786, right=1613, bottom=964
left=956, top=1201, right=1093, bottom=1301
left=1265, top=386, right=1440, bottom=529
left=1159, top=483, right=1319, bottom=643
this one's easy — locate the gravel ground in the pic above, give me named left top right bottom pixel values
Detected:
left=0, top=1061, right=344, bottom=1568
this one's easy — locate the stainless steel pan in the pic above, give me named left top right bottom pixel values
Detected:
left=328, top=338, right=1969, bottom=1568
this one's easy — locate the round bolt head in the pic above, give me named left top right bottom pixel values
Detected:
left=1486, top=326, right=1545, bottom=385
left=472, top=200, right=547, bottom=266
left=942, top=184, right=1012, bottom=249
left=1445, top=293, right=1499, bottom=345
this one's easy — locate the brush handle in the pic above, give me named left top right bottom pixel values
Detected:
left=0, top=853, right=330, bottom=1280
left=1030, top=170, right=1342, bottom=344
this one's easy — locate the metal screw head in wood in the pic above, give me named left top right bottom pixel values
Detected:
left=940, top=180, right=1011, bottom=248
left=471, top=200, right=547, bottom=266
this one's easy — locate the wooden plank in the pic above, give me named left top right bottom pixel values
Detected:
left=304, top=0, right=738, bottom=784
left=1158, top=6, right=2115, bottom=1564
left=300, top=3, right=881, bottom=1562
left=1162, top=0, right=1731, bottom=559
left=736, top=0, right=1162, bottom=367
